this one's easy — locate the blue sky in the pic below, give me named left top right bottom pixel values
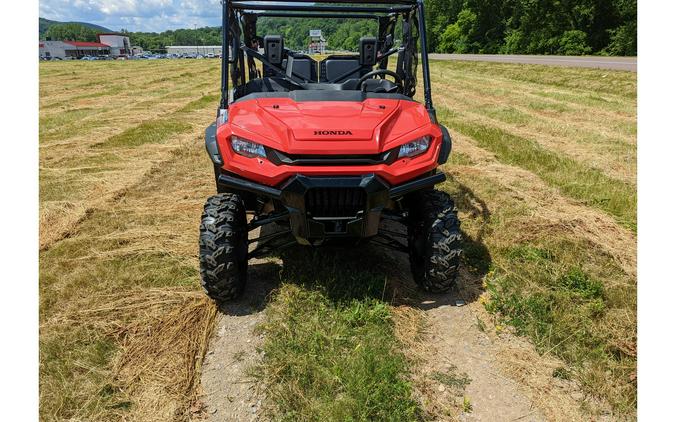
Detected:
left=40, top=0, right=224, bottom=32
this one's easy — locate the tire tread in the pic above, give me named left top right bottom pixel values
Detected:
left=408, top=190, right=462, bottom=293
left=199, top=193, right=248, bottom=302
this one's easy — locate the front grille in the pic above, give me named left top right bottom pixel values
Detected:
left=265, top=149, right=398, bottom=166
left=305, top=187, right=366, bottom=218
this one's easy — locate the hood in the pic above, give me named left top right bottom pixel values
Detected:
left=226, top=96, right=433, bottom=155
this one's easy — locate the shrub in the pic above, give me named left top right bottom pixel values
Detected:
left=557, top=30, right=592, bottom=56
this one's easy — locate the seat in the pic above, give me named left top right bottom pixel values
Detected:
left=282, top=55, right=318, bottom=82
left=233, top=77, right=295, bottom=100
left=320, top=55, right=365, bottom=83
left=319, top=37, right=378, bottom=83
left=260, top=34, right=317, bottom=82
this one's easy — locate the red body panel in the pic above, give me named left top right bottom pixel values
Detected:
left=216, top=97, right=442, bottom=186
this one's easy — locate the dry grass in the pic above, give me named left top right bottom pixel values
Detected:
left=45, top=289, right=217, bottom=421
left=448, top=137, right=636, bottom=277
left=438, top=140, right=635, bottom=416
left=429, top=60, right=636, bottom=184
left=109, top=291, right=217, bottom=421
left=39, top=60, right=221, bottom=421
left=440, top=161, right=636, bottom=415
left=39, top=60, right=219, bottom=250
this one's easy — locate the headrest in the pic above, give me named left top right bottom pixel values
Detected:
left=264, top=35, right=283, bottom=65
left=359, top=37, right=378, bottom=66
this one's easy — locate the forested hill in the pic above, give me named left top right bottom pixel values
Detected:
left=40, top=18, right=111, bottom=39
left=39, top=0, right=637, bottom=56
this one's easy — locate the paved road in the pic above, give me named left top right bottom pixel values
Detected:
left=429, top=53, right=637, bottom=72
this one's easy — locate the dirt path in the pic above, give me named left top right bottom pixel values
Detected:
left=200, top=223, right=284, bottom=421
left=201, top=243, right=587, bottom=421
left=424, top=303, right=546, bottom=422
left=375, top=220, right=587, bottom=422
left=394, top=269, right=588, bottom=421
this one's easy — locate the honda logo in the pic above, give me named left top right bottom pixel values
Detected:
left=314, top=130, right=353, bottom=136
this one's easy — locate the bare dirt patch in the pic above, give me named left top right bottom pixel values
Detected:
left=200, top=258, right=280, bottom=421
left=382, top=242, right=586, bottom=421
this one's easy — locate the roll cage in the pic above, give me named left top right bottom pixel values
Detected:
left=218, top=0, right=436, bottom=120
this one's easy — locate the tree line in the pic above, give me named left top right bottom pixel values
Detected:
left=41, top=0, right=636, bottom=56
left=425, top=0, right=636, bottom=55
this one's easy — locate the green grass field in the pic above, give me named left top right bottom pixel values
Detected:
left=39, top=59, right=636, bottom=421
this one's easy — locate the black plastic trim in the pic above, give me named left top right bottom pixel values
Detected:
left=217, top=173, right=282, bottom=200
left=389, top=172, right=446, bottom=198
left=235, top=89, right=412, bottom=103
left=217, top=171, right=446, bottom=202
left=205, top=122, right=222, bottom=165
left=265, top=148, right=399, bottom=166
left=438, top=125, right=452, bottom=165
left=217, top=171, right=447, bottom=242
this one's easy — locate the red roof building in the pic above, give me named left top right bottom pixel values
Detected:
left=63, top=41, right=110, bottom=48
left=40, top=35, right=132, bottom=59
left=39, top=40, right=111, bottom=59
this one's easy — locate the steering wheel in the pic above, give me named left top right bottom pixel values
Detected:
left=356, top=69, right=403, bottom=93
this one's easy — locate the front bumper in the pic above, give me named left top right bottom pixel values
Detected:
left=217, top=171, right=446, bottom=244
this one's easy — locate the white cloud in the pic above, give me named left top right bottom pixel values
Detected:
left=40, top=0, right=222, bottom=32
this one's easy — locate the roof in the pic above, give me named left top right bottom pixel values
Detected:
left=166, top=46, right=222, bottom=48
left=231, top=0, right=415, bottom=13
left=64, top=41, right=110, bottom=48
left=235, top=0, right=414, bottom=3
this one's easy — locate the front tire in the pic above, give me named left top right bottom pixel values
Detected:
left=199, top=193, right=248, bottom=303
left=408, top=190, right=462, bottom=293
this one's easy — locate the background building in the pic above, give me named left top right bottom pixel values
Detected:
left=39, top=33, right=133, bottom=59
left=308, top=29, right=326, bottom=54
left=39, top=40, right=110, bottom=59
left=97, top=34, right=132, bottom=56
left=166, top=46, right=223, bottom=55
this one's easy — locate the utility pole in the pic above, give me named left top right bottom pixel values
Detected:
left=194, top=24, right=198, bottom=56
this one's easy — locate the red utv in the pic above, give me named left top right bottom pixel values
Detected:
left=200, top=0, right=462, bottom=302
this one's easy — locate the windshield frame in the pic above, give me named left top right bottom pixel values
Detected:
left=218, top=0, right=434, bottom=119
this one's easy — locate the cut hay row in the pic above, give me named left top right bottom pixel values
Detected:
left=40, top=138, right=217, bottom=420
left=39, top=61, right=219, bottom=250
left=429, top=62, right=636, bottom=184
left=438, top=109, right=636, bottom=230
left=40, top=61, right=221, bottom=421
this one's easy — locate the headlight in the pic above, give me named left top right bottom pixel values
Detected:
left=398, top=136, right=431, bottom=158
left=231, top=136, right=266, bottom=159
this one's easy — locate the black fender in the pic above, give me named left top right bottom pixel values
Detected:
left=437, top=125, right=452, bottom=164
left=205, top=122, right=222, bottom=165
